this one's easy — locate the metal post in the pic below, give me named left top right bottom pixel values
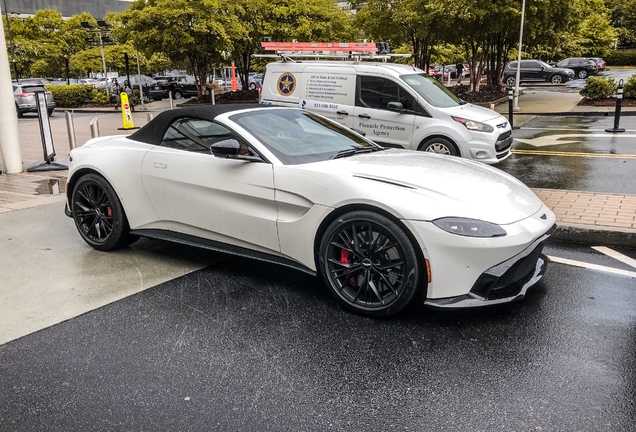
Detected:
left=99, top=29, right=108, bottom=96
left=136, top=51, right=145, bottom=110
left=513, top=0, right=526, bottom=112
left=65, top=111, right=77, bottom=149
left=508, top=87, right=515, bottom=129
left=169, top=90, right=174, bottom=110
left=0, top=1, right=22, bottom=173
left=89, top=117, right=100, bottom=138
left=147, top=113, right=154, bottom=122
left=606, top=80, right=625, bottom=133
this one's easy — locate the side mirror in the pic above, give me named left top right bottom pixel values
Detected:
left=387, top=101, right=404, bottom=112
left=210, top=139, right=240, bottom=157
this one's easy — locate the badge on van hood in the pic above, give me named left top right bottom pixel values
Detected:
left=277, top=73, right=296, bottom=96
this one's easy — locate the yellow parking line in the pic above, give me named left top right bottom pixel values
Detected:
left=512, top=149, right=636, bottom=159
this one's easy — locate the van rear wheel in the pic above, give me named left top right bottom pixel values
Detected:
left=420, top=137, right=459, bottom=157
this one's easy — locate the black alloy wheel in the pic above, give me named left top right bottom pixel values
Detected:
left=71, top=173, right=137, bottom=251
left=319, top=211, right=423, bottom=317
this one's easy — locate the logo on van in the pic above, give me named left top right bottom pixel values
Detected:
left=277, top=72, right=296, bottom=96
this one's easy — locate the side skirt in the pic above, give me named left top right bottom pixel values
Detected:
left=130, top=229, right=317, bottom=276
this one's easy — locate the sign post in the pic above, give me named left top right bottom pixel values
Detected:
left=27, top=87, right=68, bottom=172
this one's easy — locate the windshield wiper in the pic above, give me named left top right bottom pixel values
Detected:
left=332, top=146, right=383, bottom=159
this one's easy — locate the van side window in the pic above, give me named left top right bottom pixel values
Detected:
left=358, top=76, right=416, bottom=111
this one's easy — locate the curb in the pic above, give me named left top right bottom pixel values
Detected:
left=552, top=223, right=636, bottom=248
left=512, top=110, right=636, bottom=117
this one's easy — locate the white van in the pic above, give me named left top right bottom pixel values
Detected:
left=260, top=61, right=512, bottom=164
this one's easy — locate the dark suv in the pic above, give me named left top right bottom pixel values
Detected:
left=149, top=75, right=207, bottom=100
left=503, top=60, right=575, bottom=86
left=554, top=58, right=598, bottom=79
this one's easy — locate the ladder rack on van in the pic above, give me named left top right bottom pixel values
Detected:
left=255, top=41, right=410, bottom=62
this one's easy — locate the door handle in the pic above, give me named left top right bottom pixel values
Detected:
left=336, top=110, right=349, bottom=116
left=358, top=113, right=371, bottom=119
left=153, top=163, right=167, bottom=169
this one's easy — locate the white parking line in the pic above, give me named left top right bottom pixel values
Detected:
left=548, top=255, right=636, bottom=279
left=592, top=246, right=636, bottom=269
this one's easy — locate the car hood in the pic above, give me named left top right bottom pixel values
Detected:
left=437, top=103, right=505, bottom=123
left=549, top=67, right=575, bottom=74
left=313, top=150, right=542, bottom=225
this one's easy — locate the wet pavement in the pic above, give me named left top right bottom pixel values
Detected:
left=499, top=116, right=636, bottom=195
left=1, top=240, right=635, bottom=431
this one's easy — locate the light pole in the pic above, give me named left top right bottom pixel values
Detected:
left=81, top=20, right=112, bottom=95
left=513, top=0, right=526, bottom=112
left=2, top=0, right=18, bottom=82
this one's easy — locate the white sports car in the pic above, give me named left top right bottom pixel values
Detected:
left=65, top=105, right=555, bottom=317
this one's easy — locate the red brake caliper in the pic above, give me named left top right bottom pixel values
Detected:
left=106, top=206, right=113, bottom=218
left=341, top=249, right=358, bottom=287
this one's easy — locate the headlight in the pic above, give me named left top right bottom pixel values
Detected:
left=452, top=117, right=494, bottom=133
left=432, top=217, right=507, bottom=238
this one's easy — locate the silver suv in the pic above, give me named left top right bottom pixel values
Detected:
left=13, top=83, right=56, bottom=118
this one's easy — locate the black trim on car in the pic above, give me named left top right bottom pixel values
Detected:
left=129, top=229, right=317, bottom=276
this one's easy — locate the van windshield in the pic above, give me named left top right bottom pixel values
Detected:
left=401, top=73, right=464, bottom=108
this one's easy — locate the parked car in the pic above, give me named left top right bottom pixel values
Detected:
left=554, top=58, right=598, bottom=79
left=13, top=83, right=55, bottom=118
left=427, top=66, right=449, bottom=81
left=248, top=73, right=263, bottom=90
left=77, top=78, right=101, bottom=87
left=149, top=75, right=206, bottom=100
left=64, top=105, right=556, bottom=318
left=587, top=57, right=606, bottom=72
left=13, top=78, right=51, bottom=86
left=443, top=64, right=470, bottom=79
left=503, top=60, right=575, bottom=86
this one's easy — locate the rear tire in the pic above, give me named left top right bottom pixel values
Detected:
left=71, top=173, right=138, bottom=251
left=505, top=76, right=516, bottom=87
left=420, top=137, right=460, bottom=157
left=173, top=89, right=183, bottom=99
left=16, top=104, right=23, bottom=118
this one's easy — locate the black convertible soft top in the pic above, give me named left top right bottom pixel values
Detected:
left=128, top=103, right=272, bottom=145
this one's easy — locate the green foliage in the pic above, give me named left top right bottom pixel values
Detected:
left=623, top=75, right=636, bottom=99
left=46, top=85, right=94, bottom=107
left=579, top=76, right=618, bottom=100
left=604, top=50, right=636, bottom=66
left=91, top=89, right=110, bottom=105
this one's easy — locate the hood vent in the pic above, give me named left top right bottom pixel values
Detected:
left=353, top=175, right=416, bottom=189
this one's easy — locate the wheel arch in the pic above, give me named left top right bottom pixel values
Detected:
left=417, top=135, right=461, bottom=156
left=312, top=203, right=429, bottom=293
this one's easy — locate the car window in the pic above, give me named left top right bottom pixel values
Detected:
left=401, top=73, right=463, bottom=108
left=507, top=62, right=517, bottom=69
left=527, top=61, right=541, bottom=69
left=358, top=76, right=417, bottom=111
left=161, top=117, right=253, bottom=155
left=556, top=60, right=568, bottom=67
left=568, top=59, right=580, bottom=66
left=230, top=109, right=377, bottom=165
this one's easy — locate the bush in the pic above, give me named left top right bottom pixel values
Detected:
left=91, top=89, right=110, bottom=105
left=46, top=84, right=93, bottom=107
left=622, top=75, right=636, bottom=99
left=604, top=50, right=636, bottom=67
left=579, top=76, right=618, bottom=100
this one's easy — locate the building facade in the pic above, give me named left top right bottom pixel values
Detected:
left=2, top=0, right=131, bottom=18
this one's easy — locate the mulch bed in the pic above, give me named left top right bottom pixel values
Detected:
left=447, top=84, right=508, bottom=104
left=578, top=98, right=636, bottom=107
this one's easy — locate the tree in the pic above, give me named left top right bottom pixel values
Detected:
left=111, top=0, right=237, bottom=97
left=228, top=0, right=356, bottom=89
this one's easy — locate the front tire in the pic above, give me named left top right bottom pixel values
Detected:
left=578, top=69, right=588, bottom=79
left=71, top=173, right=137, bottom=251
left=319, top=211, right=423, bottom=318
left=550, top=74, right=564, bottom=84
left=173, top=89, right=183, bottom=99
left=420, top=137, right=460, bottom=156
left=505, top=76, right=516, bottom=87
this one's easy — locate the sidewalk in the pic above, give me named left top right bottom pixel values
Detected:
left=0, top=94, right=635, bottom=246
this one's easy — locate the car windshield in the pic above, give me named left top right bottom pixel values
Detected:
left=538, top=61, right=552, bottom=68
left=230, top=109, right=381, bottom=165
left=400, top=73, right=463, bottom=108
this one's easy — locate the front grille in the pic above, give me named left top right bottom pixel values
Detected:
left=470, top=240, right=548, bottom=300
left=495, top=130, right=513, bottom=152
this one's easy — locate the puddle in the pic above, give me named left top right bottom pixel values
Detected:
left=35, top=178, right=67, bottom=196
